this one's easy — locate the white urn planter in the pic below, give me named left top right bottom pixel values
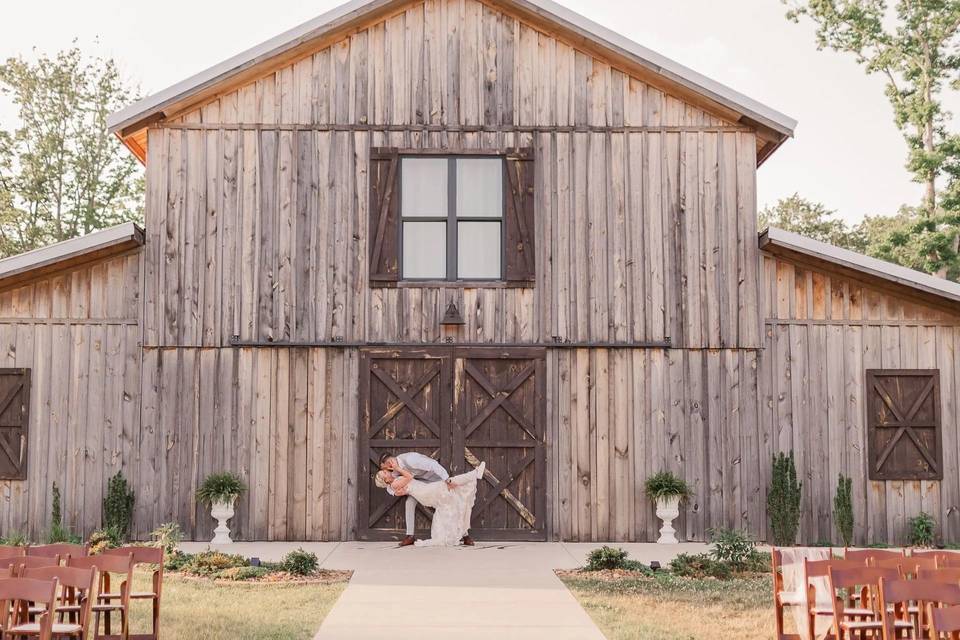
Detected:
left=210, top=496, right=238, bottom=544
left=655, top=495, right=681, bottom=544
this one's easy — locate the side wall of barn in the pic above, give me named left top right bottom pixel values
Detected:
left=759, top=252, right=960, bottom=546
left=0, top=252, right=142, bottom=540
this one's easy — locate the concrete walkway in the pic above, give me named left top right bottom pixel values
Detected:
left=180, top=541, right=709, bottom=640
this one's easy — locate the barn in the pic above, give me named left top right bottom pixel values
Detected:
left=0, top=0, right=957, bottom=546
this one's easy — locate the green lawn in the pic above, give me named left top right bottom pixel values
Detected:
left=123, top=572, right=349, bottom=640
left=560, top=571, right=775, bottom=640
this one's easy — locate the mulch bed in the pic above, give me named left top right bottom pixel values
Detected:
left=170, top=569, right=353, bottom=585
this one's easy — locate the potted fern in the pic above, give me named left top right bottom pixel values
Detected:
left=196, top=472, right=246, bottom=544
left=645, top=471, right=692, bottom=544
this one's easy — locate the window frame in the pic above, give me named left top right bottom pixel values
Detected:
left=397, top=153, right=506, bottom=283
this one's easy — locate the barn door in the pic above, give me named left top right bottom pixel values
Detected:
left=358, top=347, right=546, bottom=541
left=358, top=349, right=452, bottom=540
left=453, top=348, right=546, bottom=541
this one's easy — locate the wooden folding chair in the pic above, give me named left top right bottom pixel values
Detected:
left=844, top=548, right=906, bottom=564
left=26, top=544, right=88, bottom=561
left=0, top=547, right=25, bottom=561
left=828, top=566, right=905, bottom=640
left=772, top=547, right=835, bottom=640
left=803, top=557, right=870, bottom=634
left=68, top=553, right=134, bottom=640
left=930, top=603, right=960, bottom=639
left=939, top=555, right=960, bottom=569
left=103, top=547, right=163, bottom=640
left=13, top=566, right=97, bottom=639
left=879, top=578, right=960, bottom=640
left=0, top=577, right=59, bottom=640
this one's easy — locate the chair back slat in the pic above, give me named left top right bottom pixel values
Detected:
left=931, top=604, right=960, bottom=638
left=67, top=552, right=134, bottom=576
left=0, top=555, right=60, bottom=572
left=0, top=576, right=59, bottom=603
left=844, top=548, right=905, bottom=563
left=0, top=545, right=26, bottom=559
left=804, top=557, right=863, bottom=578
left=921, top=567, right=960, bottom=584
left=21, top=565, right=97, bottom=590
left=26, top=543, right=88, bottom=558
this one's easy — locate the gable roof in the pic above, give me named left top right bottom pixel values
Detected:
left=108, top=0, right=796, bottom=162
left=0, top=222, right=144, bottom=290
left=759, top=226, right=960, bottom=308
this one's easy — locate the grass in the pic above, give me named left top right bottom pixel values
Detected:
left=560, top=570, right=775, bottom=640
left=122, top=571, right=349, bottom=640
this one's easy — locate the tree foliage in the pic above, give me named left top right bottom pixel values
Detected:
left=0, top=46, right=142, bottom=258
left=760, top=193, right=867, bottom=251
left=768, top=452, right=803, bottom=546
left=784, top=0, right=960, bottom=279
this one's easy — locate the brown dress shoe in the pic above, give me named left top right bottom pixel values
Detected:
left=398, top=535, right=416, bottom=547
left=460, top=535, right=475, bottom=546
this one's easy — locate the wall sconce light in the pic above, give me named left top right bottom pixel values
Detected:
left=440, top=300, right=465, bottom=326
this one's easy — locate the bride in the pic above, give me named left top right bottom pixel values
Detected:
left=375, top=461, right=486, bottom=546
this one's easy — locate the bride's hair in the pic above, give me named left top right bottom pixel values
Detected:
left=374, top=471, right=389, bottom=489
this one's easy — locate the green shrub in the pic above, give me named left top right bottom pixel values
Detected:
left=150, top=522, right=183, bottom=556
left=46, top=482, right=81, bottom=544
left=88, top=526, right=123, bottom=554
left=644, top=471, right=692, bottom=502
left=217, top=566, right=272, bottom=581
left=281, top=548, right=319, bottom=576
left=165, top=551, right=193, bottom=571
left=0, top=532, right=28, bottom=546
left=196, top=472, right=247, bottom=505
left=586, top=546, right=628, bottom=570
left=178, top=550, right=248, bottom=576
left=102, top=472, right=135, bottom=542
left=709, top=528, right=753, bottom=567
left=834, top=474, right=854, bottom=547
left=909, top=512, right=936, bottom=548
left=767, top=451, right=802, bottom=546
left=668, top=553, right=732, bottom=580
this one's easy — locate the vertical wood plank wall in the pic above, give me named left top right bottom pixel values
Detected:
left=0, top=254, right=142, bottom=539
left=760, top=253, right=960, bottom=545
left=143, top=0, right=761, bottom=351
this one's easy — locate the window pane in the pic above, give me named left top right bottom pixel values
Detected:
left=458, top=221, right=501, bottom=279
left=457, top=158, right=503, bottom=218
left=403, top=221, right=446, bottom=279
left=402, top=158, right=448, bottom=217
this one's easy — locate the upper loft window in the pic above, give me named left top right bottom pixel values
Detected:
left=400, top=156, right=504, bottom=281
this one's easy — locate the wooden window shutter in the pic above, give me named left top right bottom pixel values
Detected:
left=0, top=368, right=30, bottom=480
left=369, top=148, right=401, bottom=283
left=504, top=148, right=535, bottom=283
left=866, top=369, right=942, bottom=481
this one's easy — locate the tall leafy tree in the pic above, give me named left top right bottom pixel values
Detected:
left=760, top=193, right=867, bottom=251
left=785, top=0, right=960, bottom=279
left=0, top=46, right=142, bottom=258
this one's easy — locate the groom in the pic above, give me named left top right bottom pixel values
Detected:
left=379, top=451, right=475, bottom=547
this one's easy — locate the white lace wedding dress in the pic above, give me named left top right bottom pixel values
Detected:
left=406, top=462, right=485, bottom=546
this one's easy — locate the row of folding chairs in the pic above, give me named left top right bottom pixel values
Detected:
left=0, top=544, right=163, bottom=640
left=774, top=547, right=960, bottom=639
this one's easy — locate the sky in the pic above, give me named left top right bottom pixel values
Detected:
left=2, top=0, right=955, bottom=225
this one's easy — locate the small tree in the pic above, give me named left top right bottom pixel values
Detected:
left=834, top=474, right=854, bottom=547
left=767, top=452, right=802, bottom=546
left=103, top=472, right=135, bottom=542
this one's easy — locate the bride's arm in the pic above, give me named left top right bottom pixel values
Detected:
left=390, top=467, right=414, bottom=494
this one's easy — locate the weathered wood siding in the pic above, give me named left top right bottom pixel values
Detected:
left=136, top=347, right=359, bottom=541
left=759, top=253, right=960, bottom=545
left=0, top=253, right=142, bottom=539
left=143, top=0, right=761, bottom=350
left=547, top=347, right=764, bottom=542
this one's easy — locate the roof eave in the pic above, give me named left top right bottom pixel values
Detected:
left=108, top=0, right=796, bottom=148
